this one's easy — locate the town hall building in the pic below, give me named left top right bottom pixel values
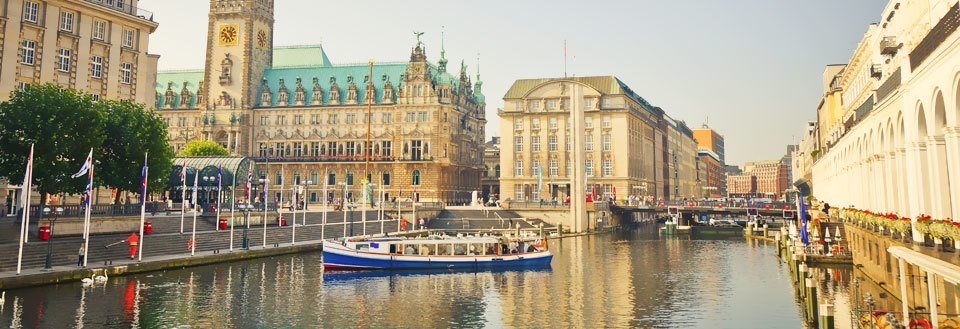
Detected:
left=155, top=0, right=486, bottom=204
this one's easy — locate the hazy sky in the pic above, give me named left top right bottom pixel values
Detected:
left=147, top=0, right=886, bottom=165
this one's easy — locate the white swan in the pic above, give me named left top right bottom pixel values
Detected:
left=80, top=274, right=95, bottom=284
left=93, top=271, right=108, bottom=282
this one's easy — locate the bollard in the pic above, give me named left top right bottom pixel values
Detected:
left=818, top=304, right=835, bottom=329
left=558, top=223, right=563, bottom=237
left=806, top=277, right=819, bottom=325
left=763, top=224, right=769, bottom=237
left=745, top=222, right=753, bottom=236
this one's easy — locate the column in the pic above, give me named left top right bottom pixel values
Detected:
left=943, top=127, right=960, bottom=221
left=570, top=84, right=587, bottom=232
left=896, top=148, right=910, bottom=216
left=926, top=136, right=952, bottom=219
left=905, top=142, right=926, bottom=241
left=886, top=152, right=900, bottom=214
left=227, top=131, right=233, bottom=153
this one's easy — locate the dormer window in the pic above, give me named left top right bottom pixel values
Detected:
left=311, top=77, right=323, bottom=105
left=163, top=82, right=175, bottom=109
left=260, top=80, right=272, bottom=107
left=294, top=77, right=306, bottom=106
left=345, top=76, right=358, bottom=104
left=276, top=78, right=289, bottom=106
left=179, top=82, right=192, bottom=109
left=328, top=77, right=340, bottom=105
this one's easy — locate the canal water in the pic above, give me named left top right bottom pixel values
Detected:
left=0, top=228, right=807, bottom=328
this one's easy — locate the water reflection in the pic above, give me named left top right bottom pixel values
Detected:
left=0, top=229, right=804, bottom=328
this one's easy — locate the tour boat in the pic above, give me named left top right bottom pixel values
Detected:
left=322, top=236, right=553, bottom=270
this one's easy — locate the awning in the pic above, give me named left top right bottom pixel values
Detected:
left=168, top=156, right=255, bottom=189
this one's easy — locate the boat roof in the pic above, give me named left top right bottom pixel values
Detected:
left=354, top=236, right=506, bottom=244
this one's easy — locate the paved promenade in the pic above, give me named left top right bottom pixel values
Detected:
left=0, top=209, right=405, bottom=287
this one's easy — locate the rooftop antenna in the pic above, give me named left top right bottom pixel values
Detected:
left=703, top=115, right=709, bottom=128
left=563, top=40, right=568, bottom=78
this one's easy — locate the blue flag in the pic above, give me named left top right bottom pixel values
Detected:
left=139, top=160, right=148, bottom=205
left=798, top=194, right=810, bottom=246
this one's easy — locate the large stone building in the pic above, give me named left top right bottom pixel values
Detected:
left=498, top=76, right=699, bottom=203
left=743, top=160, right=788, bottom=200
left=806, top=0, right=960, bottom=236
left=481, top=137, right=500, bottom=203
left=1, top=0, right=159, bottom=216
left=155, top=0, right=485, bottom=204
left=727, top=174, right=757, bottom=198
left=692, top=125, right=726, bottom=197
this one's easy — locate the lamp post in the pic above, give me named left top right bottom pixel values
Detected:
left=302, top=180, right=312, bottom=226
left=203, top=175, right=219, bottom=230
left=259, top=178, right=270, bottom=248
left=238, top=203, right=252, bottom=250
left=42, top=206, right=63, bottom=270
left=347, top=203, right=357, bottom=237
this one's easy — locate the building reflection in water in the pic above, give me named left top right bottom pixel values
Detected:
left=0, top=231, right=806, bottom=328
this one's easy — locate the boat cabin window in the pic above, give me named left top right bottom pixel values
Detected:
left=470, top=243, right=485, bottom=255
left=420, top=244, right=434, bottom=255
left=437, top=244, right=451, bottom=256
left=355, top=243, right=369, bottom=251
left=389, top=244, right=397, bottom=254
left=400, top=244, right=418, bottom=255
left=453, top=243, right=467, bottom=256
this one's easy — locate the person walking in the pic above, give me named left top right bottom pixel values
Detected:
left=124, top=233, right=139, bottom=259
left=78, top=243, right=86, bottom=267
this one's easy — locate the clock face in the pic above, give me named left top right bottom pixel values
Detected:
left=257, top=30, right=268, bottom=48
left=219, top=25, right=239, bottom=45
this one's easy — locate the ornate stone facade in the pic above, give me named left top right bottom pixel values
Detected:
left=155, top=0, right=486, bottom=203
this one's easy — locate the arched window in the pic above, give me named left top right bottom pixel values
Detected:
left=412, top=170, right=421, bottom=186
left=382, top=171, right=391, bottom=185
left=310, top=171, right=318, bottom=185
left=346, top=172, right=354, bottom=186
left=494, top=165, right=501, bottom=177
left=327, top=172, right=336, bottom=186
left=293, top=171, right=301, bottom=185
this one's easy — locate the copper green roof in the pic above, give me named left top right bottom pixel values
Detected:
left=155, top=70, right=204, bottom=108
left=272, top=45, right=332, bottom=68
left=258, top=62, right=408, bottom=106
left=503, top=76, right=654, bottom=110
left=169, top=156, right=256, bottom=187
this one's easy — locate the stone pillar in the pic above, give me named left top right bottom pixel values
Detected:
left=943, top=127, right=960, bottom=221
left=569, top=84, right=587, bottom=232
left=926, top=136, right=952, bottom=219
left=896, top=148, right=909, bottom=216
left=905, top=142, right=926, bottom=241
left=227, top=131, right=234, bottom=153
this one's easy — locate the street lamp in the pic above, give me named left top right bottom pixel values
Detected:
left=347, top=202, right=357, bottom=237
left=42, top=206, right=63, bottom=270
left=238, top=203, right=252, bottom=250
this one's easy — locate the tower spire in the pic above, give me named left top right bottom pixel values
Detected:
left=438, top=27, right=448, bottom=73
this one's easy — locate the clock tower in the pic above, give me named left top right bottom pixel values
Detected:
left=201, top=0, right=275, bottom=154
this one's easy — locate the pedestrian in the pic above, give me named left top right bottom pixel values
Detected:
left=78, top=243, right=86, bottom=267
left=400, top=217, right=408, bottom=231
left=124, top=232, right=139, bottom=259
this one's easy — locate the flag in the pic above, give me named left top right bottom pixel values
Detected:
left=262, top=177, right=269, bottom=206
left=246, top=168, right=253, bottom=201
left=139, top=157, right=148, bottom=205
left=797, top=193, right=810, bottom=246
left=71, top=149, right=93, bottom=178
left=192, top=170, right=198, bottom=207
left=217, top=165, right=223, bottom=193
left=19, top=145, right=34, bottom=212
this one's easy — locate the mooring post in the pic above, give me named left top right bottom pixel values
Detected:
left=806, top=276, right=819, bottom=326
left=818, top=304, right=834, bottom=329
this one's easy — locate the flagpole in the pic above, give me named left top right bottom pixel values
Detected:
left=379, top=178, right=384, bottom=235
left=191, top=172, right=198, bottom=256
left=230, top=176, right=236, bottom=252
left=321, top=180, right=327, bottom=240
left=291, top=185, right=296, bottom=245
left=396, top=186, right=401, bottom=233
left=278, top=168, right=283, bottom=228
left=180, top=163, right=186, bottom=234
left=217, top=166, right=223, bottom=232
left=342, top=183, right=347, bottom=237
left=263, top=178, right=269, bottom=248
left=137, top=152, right=148, bottom=261
left=16, top=144, right=33, bottom=275
left=362, top=180, right=367, bottom=236
left=83, top=162, right=94, bottom=267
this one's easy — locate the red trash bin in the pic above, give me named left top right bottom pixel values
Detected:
left=143, top=221, right=153, bottom=235
left=276, top=215, right=286, bottom=226
left=38, top=225, right=51, bottom=241
left=219, top=218, right=228, bottom=230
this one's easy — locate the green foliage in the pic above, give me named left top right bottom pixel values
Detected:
left=180, top=140, right=229, bottom=157
left=0, top=84, right=105, bottom=196
left=99, top=100, right=174, bottom=196
left=0, top=83, right=174, bottom=199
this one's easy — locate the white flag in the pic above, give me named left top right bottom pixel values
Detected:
left=71, top=149, right=93, bottom=178
left=192, top=170, right=199, bottom=206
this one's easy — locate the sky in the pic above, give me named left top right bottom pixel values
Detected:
left=146, top=0, right=887, bottom=166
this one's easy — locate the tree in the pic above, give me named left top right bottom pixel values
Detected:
left=180, top=139, right=229, bottom=157
left=0, top=84, right=105, bottom=203
left=98, top=99, right=174, bottom=203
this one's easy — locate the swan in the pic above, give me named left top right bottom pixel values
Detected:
left=81, top=274, right=95, bottom=284
left=93, top=271, right=108, bottom=282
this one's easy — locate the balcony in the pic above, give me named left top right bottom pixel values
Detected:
left=870, top=64, right=883, bottom=79
left=84, top=0, right=154, bottom=22
left=252, top=155, right=435, bottom=163
left=880, top=36, right=901, bottom=55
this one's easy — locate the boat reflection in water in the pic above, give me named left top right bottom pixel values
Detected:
left=322, top=266, right=553, bottom=283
